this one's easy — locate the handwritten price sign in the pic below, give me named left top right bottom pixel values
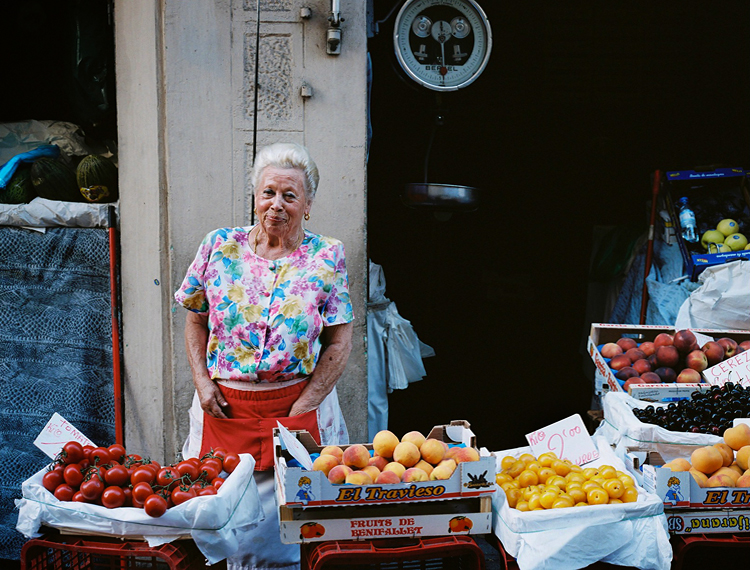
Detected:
left=33, top=413, right=96, bottom=459
left=525, top=414, right=599, bottom=466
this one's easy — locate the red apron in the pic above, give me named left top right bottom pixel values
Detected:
left=200, top=380, right=321, bottom=471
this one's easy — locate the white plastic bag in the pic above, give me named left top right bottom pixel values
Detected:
left=675, top=260, right=750, bottom=330
left=15, top=454, right=262, bottom=564
left=492, top=436, right=671, bottom=570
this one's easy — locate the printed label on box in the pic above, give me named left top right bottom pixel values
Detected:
left=667, top=511, right=750, bottom=534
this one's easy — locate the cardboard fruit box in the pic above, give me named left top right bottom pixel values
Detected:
left=587, top=323, right=750, bottom=399
left=273, top=420, right=495, bottom=544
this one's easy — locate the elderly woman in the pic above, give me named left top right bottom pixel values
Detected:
left=175, top=142, right=354, bottom=570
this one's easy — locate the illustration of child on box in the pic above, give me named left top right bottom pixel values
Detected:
left=296, top=476, right=315, bottom=504
left=665, top=476, right=684, bottom=505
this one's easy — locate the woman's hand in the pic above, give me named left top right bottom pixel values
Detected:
left=289, top=322, right=353, bottom=416
left=185, top=311, right=229, bottom=419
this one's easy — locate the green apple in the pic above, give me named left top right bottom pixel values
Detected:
left=717, top=218, right=739, bottom=236
left=724, top=233, right=748, bottom=251
left=701, top=229, right=726, bottom=250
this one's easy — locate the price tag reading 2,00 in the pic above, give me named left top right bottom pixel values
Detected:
left=525, top=414, right=600, bottom=466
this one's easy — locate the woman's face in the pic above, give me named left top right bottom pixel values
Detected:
left=255, top=166, right=310, bottom=238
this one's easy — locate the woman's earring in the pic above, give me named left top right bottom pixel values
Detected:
left=304, top=213, right=310, bottom=221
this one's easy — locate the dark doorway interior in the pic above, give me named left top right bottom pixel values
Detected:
left=367, top=2, right=750, bottom=451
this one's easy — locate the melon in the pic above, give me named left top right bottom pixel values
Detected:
left=30, top=158, right=82, bottom=202
left=76, top=154, right=118, bottom=203
left=0, top=167, right=36, bottom=204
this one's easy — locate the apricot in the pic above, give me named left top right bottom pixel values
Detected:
left=420, top=438, right=446, bottom=465
left=392, top=441, right=421, bottom=467
left=736, top=446, right=750, bottom=471
left=327, top=464, right=353, bottom=484
left=401, top=430, right=426, bottom=450
left=374, top=470, right=401, bottom=485
left=690, top=446, right=724, bottom=475
left=345, top=470, right=374, bottom=485
left=713, top=443, right=734, bottom=467
left=401, top=467, right=429, bottom=483
left=312, top=454, right=340, bottom=476
left=372, top=430, right=400, bottom=459
left=724, top=424, right=750, bottom=451
left=688, top=468, right=709, bottom=488
left=664, top=458, right=692, bottom=472
left=320, top=445, right=344, bottom=463
left=343, top=444, right=371, bottom=469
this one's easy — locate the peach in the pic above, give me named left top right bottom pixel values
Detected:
left=320, top=445, right=344, bottom=463
left=717, top=338, right=738, bottom=359
left=401, top=431, right=426, bottom=450
left=343, top=444, right=371, bottom=470
left=414, top=459, right=434, bottom=476
left=673, top=329, right=698, bottom=354
left=654, top=367, right=677, bottom=383
left=653, top=333, right=674, bottom=348
left=739, top=340, right=750, bottom=353
left=362, top=465, right=381, bottom=481
left=372, top=430, right=400, bottom=459
left=369, top=455, right=389, bottom=471
left=327, top=464, right=353, bottom=484
left=401, top=467, right=429, bottom=482
left=713, top=443, right=734, bottom=467
left=420, top=438, right=446, bottom=465
left=639, top=341, right=656, bottom=357
left=631, top=359, right=652, bottom=375
left=600, top=343, right=623, bottom=358
left=691, top=446, right=724, bottom=474
left=345, top=470, right=374, bottom=485
left=383, top=462, right=406, bottom=479
left=625, top=348, right=646, bottom=363
left=706, top=473, right=735, bottom=488
left=676, top=368, right=702, bottom=384
left=444, top=446, right=459, bottom=461
left=647, top=353, right=659, bottom=368
left=374, top=470, right=401, bottom=484
left=685, top=350, right=708, bottom=372
left=665, top=458, right=692, bottom=472
left=453, top=447, right=481, bottom=464
left=735, top=446, right=750, bottom=470
left=712, top=466, right=740, bottom=485
left=736, top=473, right=750, bottom=488
left=702, top=341, right=725, bottom=366
left=623, top=378, right=644, bottom=393
left=430, top=459, right=457, bottom=480
left=312, top=454, right=340, bottom=477
left=609, top=354, right=632, bottom=371
left=616, top=337, right=638, bottom=351
left=616, top=366, right=639, bottom=381
left=656, top=345, right=680, bottom=368
left=393, top=441, right=421, bottom=467
left=729, top=463, right=744, bottom=476
left=689, top=468, right=709, bottom=487
left=724, top=424, right=750, bottom=451
left=639, top=372, right=662, bottom=384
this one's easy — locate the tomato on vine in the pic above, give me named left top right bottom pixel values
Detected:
left=144, top=494, right=168, bottom=517
left=101, top=486, right=126, bottom=509
left=175, top=460, right=199, bottom=481
left=104, top=464, right=129, bottom=487
left=223, top=452, right=240, bottom=474
left=132, top=482, right=154, bottom=504
left=89, top=447, right=112, bottom=466
left=63, top=464, right=84, bottom=488
left=42, top=470, right=65, bottom=493
left=171, top=486, right=197, bottom=506
left=54, top=484, right=75, bottom=502
left=61, top=442, right=85, bottom=465
left=156, top=467, right=181, bottom=490
left=131, top=466, right=156, bottom=485
left=107, top=443, right=127, bottom=463
left=80, top=477, right=105, bottom=501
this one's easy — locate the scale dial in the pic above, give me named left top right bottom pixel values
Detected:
left=393, top=0, right=492, bottom=91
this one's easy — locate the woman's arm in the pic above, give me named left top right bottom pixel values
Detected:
left=185, top=311, right=229, bottom=418
left=289, top=322, right=353, bottom=416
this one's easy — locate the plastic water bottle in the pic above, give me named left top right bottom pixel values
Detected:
left=677, top=197, right=698, bottom=243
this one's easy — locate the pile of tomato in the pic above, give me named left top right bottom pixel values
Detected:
left=41, top=441, right=241, bottom=517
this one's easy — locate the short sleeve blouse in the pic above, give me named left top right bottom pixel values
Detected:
left=174, top=227, right=354, bottom=383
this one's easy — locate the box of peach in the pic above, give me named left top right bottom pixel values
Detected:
left=492, top=434, right=672, bottom=570
left=272, top=420, right=495, bottom=544
left=587, top=323, right=750, bottom=399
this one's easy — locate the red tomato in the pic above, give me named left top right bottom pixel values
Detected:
left=132, top=482, right=154, bottom=503
left=223, top=452, right=240, bottom=474
left=199, top=463, right=220, bottom=482
left=61, top=441, right=85, bottom=465
left=104, top=464, right=130, bottom=487
left=63, top=464, right=84, bottom=488
left=107, top=443, right=127, bottom=463
left=54, top=484, right=75, bottom=502
left=72, top=491, right=88, bottom=503
left=171, top=486, right=196, bottom=506
left=80, top=478, right=105, bottom=501
left=144, top=494, right=168, bottom=517
left=185, top=457, right=201, bottom=468
left=197, top=486, right=218, bottom=496
left=211, top=477, right=225, bottom=489
left=101, top=486, right=125, bottom=509
left=42, top=470, right=65, bottom=493
left=89, top=447, right=112, bottom=466
left=122, top=487, right=133, bottom=507
left=156, top=467, right=180, bottom=490
left=131, top=495, right=146, bottom=509
left=203, top=456, right=223, bottom=472
left=82, top=445, right=95, bottom=461
left=131, top=466, right=156, bottom=485
left=175, top=461, right=199, bottom=482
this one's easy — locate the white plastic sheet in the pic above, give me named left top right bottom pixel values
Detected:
left=492, top=436, right=672, bottom=570
left=0, top=197, right=114, bottom=228
left=15, top=454, right=262, bottom=564
left=675, top=260, right=750, bottom=331
left=595, top=392, right=721, bottom=463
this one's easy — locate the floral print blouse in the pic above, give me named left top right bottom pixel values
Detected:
left=175, top=227, right=354, bottom=383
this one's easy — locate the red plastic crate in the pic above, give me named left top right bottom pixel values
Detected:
left=671, top=533, right=750, bottom=569
left=20, top=533, right=225, bottom=570
left=300, top=535, right=485, bottom=570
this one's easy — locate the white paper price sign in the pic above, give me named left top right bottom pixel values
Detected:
left=34, top=413, right=96, bottom=459
left=525, top=414, right=599, bottom=466
left=703, top=351, right=750, bottom=387
left=276, top=421, right=314, bottom=471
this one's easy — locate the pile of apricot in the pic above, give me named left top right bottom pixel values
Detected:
left=496, top=452, right=638, bottom=510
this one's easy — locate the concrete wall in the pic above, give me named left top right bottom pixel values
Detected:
left=116, top=0, right=368, bottom=462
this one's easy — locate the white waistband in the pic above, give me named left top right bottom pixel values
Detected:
left=215, top=377, right=308, bottom=391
